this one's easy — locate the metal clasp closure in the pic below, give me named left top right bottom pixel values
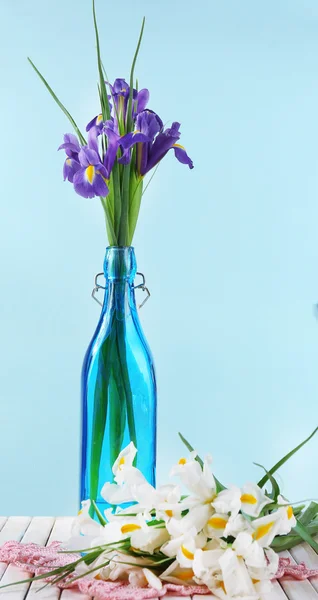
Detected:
left=91, top=271, right=150, bottom=309
left=91, top=272, right=105, bottom=307
left=133, top=272, right=151, bottom=309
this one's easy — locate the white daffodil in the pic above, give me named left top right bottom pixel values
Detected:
left=171, top=452, right=217, bottom=505
left=112, top=442, right=137, bottom=482
left=161, top=528, right=206, bottom=563
left=160, top=560, right=196, bottom=585
left=223, top=513, right=254, bottom=538
left=64, top=499, right=102, bottom=550
left=101, top=465, right=147, bottom=505
left=250, top=510, right=285, bottom=547
left=130, top=522, right=170, bottom=554
left=204, top=513, right=229, bottom=539
left=212, top=486, right=241, bottom=516
left=167, top=502, right=213, bottom=537
left=275, top=498, right=297, bottom=534
left=231, top=532, right=279, bottom=584
left=219, top=548, right=259, bottom=599
left=192, top=547, right=225, bottom=590
left=240, top=483, right=272, bottom=517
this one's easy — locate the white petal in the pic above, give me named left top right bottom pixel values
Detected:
left=240, top=482, right=272, bottom=518
left=112, top=441, right=137, bottom=476
left=212, top=486, right=241, bottom=516
left=143, top=568, right=163, bottom=590
left=219, top=549, right=258, bottom=598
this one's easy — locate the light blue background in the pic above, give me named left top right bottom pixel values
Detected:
left=0, top=0, right=317, bottom=516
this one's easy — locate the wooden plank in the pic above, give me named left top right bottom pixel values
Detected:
left=165, top=596, right=192, bottom=600
left=278, top=550, right=318, bottom=600
left=0, top=517, right=55, bottom=600
left=26, top=517, right=91, bottom=600
left=0, top=519, right=7, bottom=533
left=0, top=517, right=32, bottom=580
left=289, top=542, right=318, bottom=593
left=261, top=580, right=290, bottom=599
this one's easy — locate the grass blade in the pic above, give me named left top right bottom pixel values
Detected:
left=299, top=501, right=318, bottom=526
left=28, top=58, right=86, bottom=145
left=257, top=426, right=318, bottom=489
left=92, top=0, right=111, bottom=122
left=92, top=500, right=107, bottom=526
left=253, top=462, right=280, bottom=501
left=293, top=518, right=318, bottom=553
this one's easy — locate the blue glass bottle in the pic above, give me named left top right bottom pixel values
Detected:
left=80, top=247, right=157, bottom=515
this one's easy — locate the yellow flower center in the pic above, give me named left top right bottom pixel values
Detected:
left=253, top=521, right=274, bottom=540
left=218, top=581, right=226, bottom=592
left=77, top=509, right=83, bottom=515
left=96, top=114, right=103, bottom=124
left=207, top=517, right=227, bottom=529
left=118, top=457, right=125, bottom=470
left=165, top=510, right=173, bottom=517
left=121, top=524, right=141, bottom=534
left=173, top=143, right=185, bottom=150
left=86, top=165, right=95, bottom=184
left=181, top=545, right=194, bottom=560
left=287, top=506, right=293, bottom=519
left=66, top=158, right=72, bottom=165
left=252, top=578, right=260, bottom=584
left=177, top=569, right=194, bottom=581
left=241, top=494, right=257, bottom=505
left=178, top=458, right=187, bottom=465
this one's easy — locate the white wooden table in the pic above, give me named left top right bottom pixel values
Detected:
left=0, top=517, right=317, bottom=599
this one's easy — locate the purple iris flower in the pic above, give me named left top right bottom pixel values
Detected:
left=118, top=111, right=193, bottom=175
left=58, top=133, right=81, bottom=182
left=145, top=121, right=194, bottom=173
left=107, top=78, right=149, bottom=123
left=86, top=113, right=104, bottom=132
left=73, top=147, right=108, bottom=199
left=103, top=119, right=121, bottom=173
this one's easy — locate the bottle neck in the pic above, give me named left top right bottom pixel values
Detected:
left=102, top=247, right=137, bottom=317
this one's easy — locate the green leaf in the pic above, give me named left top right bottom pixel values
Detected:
left=27, top=58, right=86, bottom=145
left=253, top=462, right=280, bottom=502
left=299, top=501, right=318, bottom=526
left=119, top=18, right=145, bottom=246
left=92, top=0, right=111, bottom=122
left=293, top=518, right=318, bottom=553
left=257, top=426, right=318, bottom=489
left=178, top=432, right=226, bottom=492
left=92, top=500, right=107, bottom=526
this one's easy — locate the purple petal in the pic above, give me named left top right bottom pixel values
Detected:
left=86, top=114, right=103, bottom=132
left=141, top=123, right=180, bottom=174
left=173, top=144, right=194, bottom=169
left=63, top=158, right=81, bottom=182
left=78, top=147, right=102, bottom=168
left=73, top=167, right=108, bottom=199
left=136, top=89, right=149, bottom=114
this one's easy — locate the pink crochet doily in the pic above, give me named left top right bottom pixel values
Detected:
left=0, top=541, right=318, bottom=600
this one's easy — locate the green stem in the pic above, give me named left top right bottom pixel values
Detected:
left=109, top=355, right=127, bottom=467
left=89, top=318, right=115, bottom=516
left=115, top=317, right=137, bottom=451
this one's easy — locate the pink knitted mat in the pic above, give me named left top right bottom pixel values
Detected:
left=0, top=541, right=318, bottom=600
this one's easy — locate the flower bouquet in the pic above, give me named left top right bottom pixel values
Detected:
left=1, top=429, right=317, bottom=600
left=28, top=0, right=193, bottom=514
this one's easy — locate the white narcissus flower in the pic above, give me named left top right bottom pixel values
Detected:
left=160, top=560, right=196, bottom=585
left=219, top=549, right=259, bottom=599
left=161, top=529, right=206, bottom=564
left=170, top=453, right=217, bottom=505
left=223, top=514, right=254, bottom=538
left=204, top=513, right=229, bottom=539
left=212, top=486, right=241, bottom=517
left=275, top=498, right=297, bottom=534
left=192, top=547, right=225, bottom=590
left=240, top=483, right=272, bottom=517
left=250, top=510, right=285, bottom=547
left=64, top=499, right=102, bottom=550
